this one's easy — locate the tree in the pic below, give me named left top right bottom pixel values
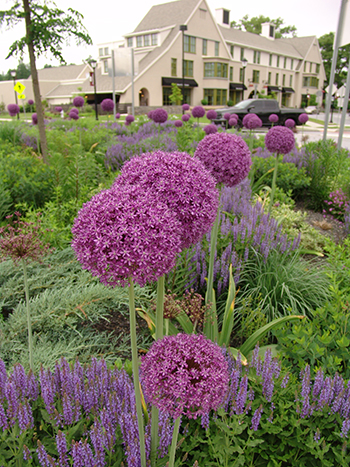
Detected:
left=169, top=83, right=183, bottom=105
left=318, top=32, right=350, bottom=88
left=0, top=61, right=30, bottom=80
left=231, top=15, right=297, bottom=38
left=0, top=1, right=92, bottom=164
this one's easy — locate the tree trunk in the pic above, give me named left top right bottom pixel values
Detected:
left=22, top=0, right=49, bottom=165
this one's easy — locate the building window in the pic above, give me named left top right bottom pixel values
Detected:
left=223, top=9, right=229, bottom=25
left=127, top=38, right=133, bottom=48
left=171, top=58, right=177, bottom=77
left=229, top=66, right=233, bottom=81
left=253, top=51, right=260, bottom=64
left=204, top=88, right=227, bottom=105
left=239, top=68, right=243, bottom=82
left=284, top=57, right=287, bottom=69
left=183, top=60, right=194, bottom=77
left=202, top=39, right=207, bottom=55
left=289, top=75, right=293, bottom=86
left=309, top=62, right=312, bottom=72
left=152, top=34, right=158, bottom=46
left=136, top=36, right=143, bottom=47
left=184, top=35, right=196, bottom=53
left=104, top=47, right=109, bottom=55
left=163, top=87, right=172, bottom=105
left=99, top=48, right=103, bottom=56
left=103, top=60, right=108, bottom=73
left=230, top=45, right=234, bottom=58
left=276, top=56, right=280, bottom=67
left=275, top=73, right=279, bottom=85
left=303, top=76, right=319, bottom=87
left=204, top=62, right=228, bottom=78
left=252, top=70, right=260, bottom=83
left=215, top=42, right=219, bottom=57
left=282, top=74, right=286, bottom=85
left=304, top=61, right=307, bottom=72
left=316, top=63, right=320, bottom=73
left=268, top=72, right=271, bottom=84
left=144, top=35, right=150, bottom=46
left=240, top=48, right=245, bottom=61
left=269, top=54, right=272, bottom=66
left=291, top=59, right=294, bottom=70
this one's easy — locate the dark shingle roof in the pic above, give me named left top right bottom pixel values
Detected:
left=34, top=64, right=88, bottom=81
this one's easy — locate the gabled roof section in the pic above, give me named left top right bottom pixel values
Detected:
left=80, top=66, right=131, bottom=93
left=34, top=64, right=88, bottom=81
left=133, top=0, right=199, bottom=33
left=219, top=26, right=303, bottom=58
left=278, top=36, right=316, bottom=58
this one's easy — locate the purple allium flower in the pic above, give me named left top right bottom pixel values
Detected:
left=245, top=114, right=262, bottom=130
left=265, top=126, right=295, bottom=155
left=55, top=106, right=63, bottom=113
left=8, top=104, right=20, bottom=117
left=269, top=114, right=279, bottom=123
left=73, top=96, right=85, bottom=108
left=194, top=133, right=252, bottom=187
left=174, top=119, right=183, bottom=127
left=141, top=333, right=229, bottom=419
left=299, top=113, right=309, bottom=124
left=69, top=109, right=79, bottom=120
left=228, top=117, right=237, bottom=127
left=224, top=113, right=231, bottom=121
left=182, top=103, right=190, bottom=111
left=31, top=113, right=38, bottom=125
left=242, top=113, right=252, bottom=128
left=101, top=98, right=114, bottom=112
left=125, top=114, right=135, bottom=126
left=147, top=110, right=154, bottom=120
left=115, top=112, right=120, bottom=119
left=192, top=106, right=206, bottom=119
left=206, top=110, right=217, bottom=121
left=285, top=118, right=296, bottom=128
left=113, top=150, right=219, bottom=249
left=151, top=108, right=168, bottom=123
left=28, top=99, right=34, bottom=106
left=182, top=114, right=190, bottom=122
left=72, top=184, right=182, bottom=287
left=204, top=123, right=218, bottom=135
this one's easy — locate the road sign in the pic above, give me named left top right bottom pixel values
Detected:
left=18, top=94, right=26, bottom=100
left=14, top=82, right=26, bottom=94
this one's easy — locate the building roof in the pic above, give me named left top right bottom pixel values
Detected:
left=34, top=64, right=88, bottom=81
left=80, top=66, right=131, bottom=93
left=133, top=0, right=199, bottom=33
left=219, top=26, right=306, bottom=58
left=278, top=36, right=316, bottom=58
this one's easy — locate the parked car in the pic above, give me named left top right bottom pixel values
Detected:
left=213, top=99, right=307, bottom=127
left=304, top=106, right=318, bottom=114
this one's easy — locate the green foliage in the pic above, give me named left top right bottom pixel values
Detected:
left=175, top=120, right=204, bottom=154
left=324, top=236, right=350, bottom=293
left=230, top=14, right=297, bottom=38
left=168, top=83, right=183, bottom=105
left=251, top=156, right=311, bottom=198
left=318, top=32, right=350, bottom=86
left=201, top=98, right=208, bottom=105
left=227, top=100, right=234, bottom=107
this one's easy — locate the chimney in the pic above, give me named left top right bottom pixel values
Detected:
left=215, top=8, right=230, bottom=28
left=261, top=22, right=275, bottom=40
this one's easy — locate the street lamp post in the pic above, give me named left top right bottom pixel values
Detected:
left=10, top=69, right=19, bottom=120
left=241, top=57, right=247, bottom=101
left=179, top=25, right=187, bottom=113
left=90, top=60, right=98, bottom=121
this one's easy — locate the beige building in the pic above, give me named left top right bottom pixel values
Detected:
left=0, top=0, right=326, bottom=111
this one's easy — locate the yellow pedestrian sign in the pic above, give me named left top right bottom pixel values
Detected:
left=14, top=82, right=26, bottom=94
left=18, top=94, right=26, bottom=100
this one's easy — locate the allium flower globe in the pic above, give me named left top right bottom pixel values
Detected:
left=182, top=114, right=190, bottom=122
left=31, top=113, right=38, bottom=125
left=204, top=123, right=218, bottom=135
left=152, top=108, right=168, bottom=123
left=147, top=110, right=154, bottom=120
left=194, top=133, right=252, bottom=187
left=73, top=96, right=84, bottom=108
left=125, top=114, right=135, bottom=125
left=244, top=115, right=262, bottom=130
left=113, top=150, right=219, bottom=249
left=174, top=119, right=183, bottom=127
left=55, top=106, right=63, bottom=113
left=269, top=114, right=279, bottom=123
left=69, top=109, right=79, bottom=120
left=28, top=99, right=34, bottom=106
left=192, top=106, right=206, bottom=119
left=285, top=118, right=295, bottom=128
left=265, top=126, right=295, bottom=154
left=71, top=185, right=182, bottom=287
left=228, top=117, right=237, bottom=127
left=141, top=333, right=229, bottom=419
left=101, top=98, right=114, bottom=112
left=206, top=109, right=217, bottom=121
left=8, top=104, right=20, bottom=117
left=224, top=113, right=231, bottom=121
left=115, top=112, right=121, bottom=119
left=182, top=103, right=190, bottom=111
left=299, top=113, right=309, bottom=124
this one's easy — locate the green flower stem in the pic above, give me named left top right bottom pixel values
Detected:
left=150, top=274, right=165, bottom=466
left=128, top=277, right=147, bottom=467
left=268, top=152, right=280, bottom=215
left=168, top=417, right=181, bottom=467
left=21, top=259, right=34, bottom=372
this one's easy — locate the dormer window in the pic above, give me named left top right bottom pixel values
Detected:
left=136, top=36, right=143, bottom=47
left=152, top=34, right=158, bottom=46
left=127, top=37, right=133, bottom=47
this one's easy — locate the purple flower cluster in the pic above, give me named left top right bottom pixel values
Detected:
left=151, top=108, right=168, bottom=123
left=265, top=126, right=295, bottom=154
left=192, top=106, right=206, bottom=119
left=224, top=112, right=232, bottom=121
left=125, top=114, right=135, bottom=125
left=69, top=108, right=79, bottom=120
left=182, top=113, right=190, bottom=122
left=73, top=96, right=85, bottom=108
left=229, top=116, right=238, bottom=127
left=31, top=113, right=38, bottom=125
left=113, top=150, right=219, bottom=249
left=72, top=184, right=182, bottom=287
left=8, top=103, right=20, bottom=117
left=194, top=132, right=252, bottom=187
left=115, top=112, right=120, bottom=119
left=28, top=99, right=34, bottom=106
left=299, top=113, right=309, bottom=124
left=174, top=119, right=183, bottom=127
left=206, top=109, right=217, bottom=121
left=21, top=132, right=38, bottom=150
left=204, top=123, right=218, bottom=135
left=101, top=98, right=114, bottom=112
left=285, top=118, right=295, bottom=128
left=141, top=333, right=229, bottom=419
left=269, top=114, right=279, bottom=123
left=182, top=103, right=190, bottom=111
left=243, top=113, right=262, bottom=130
left=55, top=106, right=63, bottom=113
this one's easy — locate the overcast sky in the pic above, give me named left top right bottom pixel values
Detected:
left=0, top=0, right=341, bottom=74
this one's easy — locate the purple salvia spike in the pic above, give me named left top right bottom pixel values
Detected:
left=0, top=360, right=7, bottom=400
left=0, top=402, right=8, bottom=430
left=56, top=431, right=69, bottom=467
